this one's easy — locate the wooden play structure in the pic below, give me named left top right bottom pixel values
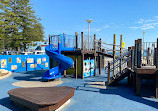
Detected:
left=49, top=32, right=116, bottom=79
left=106, top=35, right=158, bottom=98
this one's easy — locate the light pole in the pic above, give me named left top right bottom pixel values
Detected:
left=142, top=31, right=146, bottom=62
left=86, top=20, right=93, bottom=50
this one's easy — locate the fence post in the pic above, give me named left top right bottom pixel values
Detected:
left=137, top=39, right=142, bottom=68
left=113, top=34, right=116, bottom=76
left=81, top=32, right=84, bottom=50
left=120, top=35, right=123, bottom=73
left=75, top=32, right=78, bottom=49
left=108, top=61, right=110, bottom=85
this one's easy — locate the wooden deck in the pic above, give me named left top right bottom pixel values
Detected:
left=8, top=86, right=75, bottom=111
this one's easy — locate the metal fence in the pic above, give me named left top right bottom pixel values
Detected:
left=50, top=34, right=95, bottom=50
left=142, top=42, right=157, bottom=66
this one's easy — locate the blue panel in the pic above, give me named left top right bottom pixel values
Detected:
left=84, top=59, right=95, bottom=78
left=90, top=59, right=95, bottom=76
left=0, top=55, right=49, bottom=72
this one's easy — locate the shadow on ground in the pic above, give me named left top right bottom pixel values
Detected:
left=13, top=70, right=47, bottom=81
left=75, top=78, right=158, bottom=110
left=0, top=97, right=24, bottom=111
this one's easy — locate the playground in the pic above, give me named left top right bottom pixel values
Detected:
left=1, top=69, right=158, bottom=111
left=1, top=33, right=158, bottom=111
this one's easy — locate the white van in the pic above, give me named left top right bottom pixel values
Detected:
left=33, top=51, right=45, bottom=55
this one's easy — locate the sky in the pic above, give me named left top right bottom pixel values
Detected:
left=32, top=0, right=158, bottom=48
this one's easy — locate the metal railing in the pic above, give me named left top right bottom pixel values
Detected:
left=142, top=42, right=157, bottom=66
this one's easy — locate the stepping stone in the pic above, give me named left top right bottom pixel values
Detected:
left=8, top=86, right=75, bottom=111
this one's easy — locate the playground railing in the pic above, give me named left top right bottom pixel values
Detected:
left=141, top=42, right=157, bottom=66
left=105, top=49, right=131, bottom=83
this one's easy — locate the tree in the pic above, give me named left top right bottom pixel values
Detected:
left=0, top=0, right=44, bottom=51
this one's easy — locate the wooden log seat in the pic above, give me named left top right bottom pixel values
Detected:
left=8, top=86, right=75, bottom=111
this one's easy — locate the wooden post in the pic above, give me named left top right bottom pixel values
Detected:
left=98, top=39, right=100, bottom=51
left=75, top=32, right=78, bottom=49
left=127, top=47, right=131, bottom=68
left=75, top=55, right=78, bottom=79
left=64, top=70, right=66, bottom=77
left=100, top=38, right=102, bottom=52
left=137, top=39, right=142, bottom=68
left=49, top=35, right=51, bottom=45
left=81, top=53, right=84, bottom=79
left=94, top=34, right=96, bottom=76
left=99, top=55, right=102, bottom=75
left=94, top=34, right=96, bottom=50
left=156, top=75, right=158, bottom=98
left=127, top=47, right=131, bottom=85
left=120, top=35, right=123, bottom=73
left=156, top=38, right=158, bottom=68
left=108, top=61, right=110, bottom=85
left=113, top=34, right=116, bottom=76
left=81, top=32, right=84, bottom=50
left=131, top=46, right=135, bottom=69
left=154, top=48, right=157, bottom=66
left=99, top=38, right=102, bottom=75
left=134, top=40, right=138, bottom=67
left=136, top=75, right=141, bottom=96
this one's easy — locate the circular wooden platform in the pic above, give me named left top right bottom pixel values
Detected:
left=8, top=86, right=75, bottom=111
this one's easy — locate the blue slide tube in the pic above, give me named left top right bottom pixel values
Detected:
left=42, top=43, right=75, bottom=80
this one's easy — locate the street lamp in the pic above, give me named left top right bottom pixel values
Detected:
left=142, top=31, right=146, bottom=62
left=86, top=19, right=93, bottom=50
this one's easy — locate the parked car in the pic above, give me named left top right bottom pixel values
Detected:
left=20, top=52, right=33, bottom=55
left=33, top=50, right=45, bottom=55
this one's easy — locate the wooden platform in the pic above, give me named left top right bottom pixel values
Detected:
left=8, top=86, right=75, bottom=111
left=133, top=66, right=158, bottom=98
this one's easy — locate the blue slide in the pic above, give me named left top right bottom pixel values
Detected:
left=42, top=43, right=75, bottom=80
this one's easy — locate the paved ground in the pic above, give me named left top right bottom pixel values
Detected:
left=1, top=69, right=158, bottom=111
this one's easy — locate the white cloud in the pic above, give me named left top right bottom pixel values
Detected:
left=130, top=17, right=158, bottom=30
